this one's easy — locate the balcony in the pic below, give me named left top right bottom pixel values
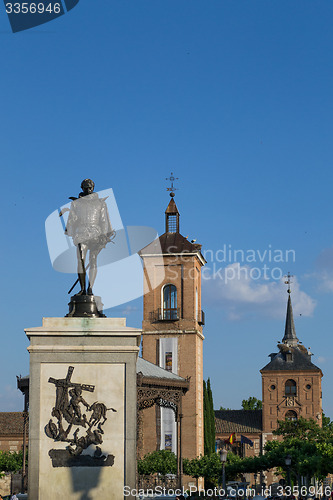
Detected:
left=150, top=308, right=180, bottom=322
left=148, top=308, right=205, bottom=324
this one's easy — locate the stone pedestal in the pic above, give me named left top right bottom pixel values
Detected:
left=25, top=317, right=141, bottom=500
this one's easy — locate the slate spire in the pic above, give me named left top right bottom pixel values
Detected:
left=282, top=292, right=299, bottom=346
left=165, top=195, right=180, bottom=233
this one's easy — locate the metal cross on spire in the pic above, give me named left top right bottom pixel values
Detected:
left=284, top=272, right=294, bottom=294
left=166, top=172, right=179, bottom=198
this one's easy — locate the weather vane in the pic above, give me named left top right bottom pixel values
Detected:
left=284, top=272, right=294, bottom=294
left=166, top=172, right=179, bottom=197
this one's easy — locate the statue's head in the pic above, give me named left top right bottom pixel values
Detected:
left=81, top=178, right=95, bottom=195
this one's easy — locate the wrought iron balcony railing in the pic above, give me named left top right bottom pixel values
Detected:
left=148, top=308, right=205, bottom=324
left=150, top=308, right=180, bottom=322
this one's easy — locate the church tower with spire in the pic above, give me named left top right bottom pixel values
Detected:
left=139, top=179, right=206, bottom=466
left=260, top=285, right=323, bottom=434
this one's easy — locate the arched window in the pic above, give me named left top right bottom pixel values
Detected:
left=163, top=284, right=177, bottom=320
left=285, top=379, right=297, bottom=396
left=285, top=410, right=297, bottom=422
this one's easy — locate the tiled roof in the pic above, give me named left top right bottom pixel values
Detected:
left=215, top=410, right=262, bottom=434
left=261, top=348, right=321, bottom=372
left=140, top=232, right=202, bottom=255
left=0, top=412, right=25, bottom=436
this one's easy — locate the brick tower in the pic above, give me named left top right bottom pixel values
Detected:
left=261, top=289, right=323, bottom=435
left=140, top=190, right=205, bottom=466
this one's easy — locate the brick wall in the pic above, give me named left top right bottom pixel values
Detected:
left=141, top=250, right=205, bottom=474
left=262, top=371, right=322, bottom=432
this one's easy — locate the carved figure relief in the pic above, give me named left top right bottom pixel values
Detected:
left=45, top=366, right=116, bottom=467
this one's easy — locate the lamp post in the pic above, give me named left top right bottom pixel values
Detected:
left=219, top=447, right=228, bottom=497
left=285, top=455, right=292, bottom=497
left=254, top=472, right=258, bottom=495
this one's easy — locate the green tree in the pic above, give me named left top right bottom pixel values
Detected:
left=265, top=416, right=333, bottom=481
left=137, top=450, right=177, bottom=475
left=0, top=450, right=26, bottom=474
left=207, top=378, right=216, bottom=454
left=241, top=396, right=262, bottom=410
left=272, top=415, right=323, bottom=440
left=226, top=453, right=270, bottom=477
left=213, top=417, right=333, bottom=484
left=138, top=416, right=333, bottom=486
left=183, top=451, right=240, bottom=485
left=184, top=453, right=221, bottom=483
left=203, top=378, right=215, bottom=455
left=203, top=379, right=209, bottom=455
left=322, top=412, right=333, bottom=431
left=225, top=417, right=333, bottom=483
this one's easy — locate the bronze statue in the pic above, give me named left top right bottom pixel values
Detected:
left=65, top=179, right=114, bottom=295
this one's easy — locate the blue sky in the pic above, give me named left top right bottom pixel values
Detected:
left=1, top=0, right=333, bottom=418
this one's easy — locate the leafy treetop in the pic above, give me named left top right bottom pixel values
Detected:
left=241, top=397, right=262, bottom=410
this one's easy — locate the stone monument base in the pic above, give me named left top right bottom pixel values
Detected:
left=25, top=317, right=141, bottom=500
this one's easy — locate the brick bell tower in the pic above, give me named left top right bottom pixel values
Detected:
left=139, top=184, right=206, bottom=464
left=261, top=282, right=323, bottom=436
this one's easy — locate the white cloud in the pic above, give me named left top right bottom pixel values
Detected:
left=202, top=263, right=316, bottom=321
